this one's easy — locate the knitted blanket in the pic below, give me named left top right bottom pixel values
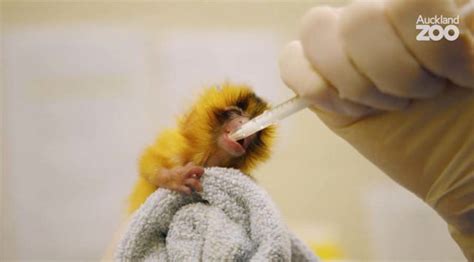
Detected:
left=115, top=167, right=318, bottom=261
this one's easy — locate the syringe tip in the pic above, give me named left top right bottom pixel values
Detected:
left=228, top=128, right=246, bottom=141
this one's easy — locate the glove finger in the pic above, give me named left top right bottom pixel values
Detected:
left=279, top=40, right=374, bottom=122
left=385, top=0, right=474, bottom=89
left=339, top=1, right=446, bottom=98
left=300, top=6, right=409, bottom=110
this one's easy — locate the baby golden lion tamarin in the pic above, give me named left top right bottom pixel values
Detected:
left=128, top=83, right=275, bottom=213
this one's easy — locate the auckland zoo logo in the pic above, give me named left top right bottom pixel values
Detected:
left=416, top=14, right=460, bottom=41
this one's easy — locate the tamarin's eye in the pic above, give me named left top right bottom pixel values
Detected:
left=225, top=106, right=244, bottom=116
left=216, top=106, right=243, bottom=122
left=236, top=100, right=248, bottom=111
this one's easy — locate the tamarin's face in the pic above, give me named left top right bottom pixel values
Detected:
left=179, top=84, right=275, bottom=172
left=215, top=106, right=255, bottom=157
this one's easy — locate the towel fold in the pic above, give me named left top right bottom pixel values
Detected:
left=115, top=167, right=318, bottom=262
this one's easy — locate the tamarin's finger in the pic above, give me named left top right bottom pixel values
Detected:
left=185, top=166, right=204, bottom=178
left=184, top=179, right=203, bottom=192
left=178, top=186, right=192, bottom=195
left=195, top=182, right=203, bottom=192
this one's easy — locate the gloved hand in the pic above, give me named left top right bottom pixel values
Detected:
left=279, top=0, right=474, bottom=259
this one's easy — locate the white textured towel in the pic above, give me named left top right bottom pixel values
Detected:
left=115, top=167, right=318, bottom=262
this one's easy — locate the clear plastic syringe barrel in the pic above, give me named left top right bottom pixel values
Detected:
left=229, top=96, right=311, bottom=141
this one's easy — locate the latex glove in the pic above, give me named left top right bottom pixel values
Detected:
left=279, top=0, right=474, bottom=259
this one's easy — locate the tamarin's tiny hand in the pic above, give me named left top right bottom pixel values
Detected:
left=151, top=162, right=204, bottom=195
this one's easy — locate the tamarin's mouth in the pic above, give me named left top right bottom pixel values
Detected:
left=220, top=133, right=249, bottom=157
left=236, top=139, right=245, bottom=146
left=229, top=135, right=251, bottom=150
left=220, top=116, right=255, bottom=157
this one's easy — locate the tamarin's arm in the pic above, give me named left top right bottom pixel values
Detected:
left=139, top=146, right=169, bottom=185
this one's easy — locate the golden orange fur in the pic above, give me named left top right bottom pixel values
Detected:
left=128, top=83, right=275, bottom=213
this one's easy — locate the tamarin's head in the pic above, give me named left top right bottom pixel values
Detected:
left=179, top=83, right=275, bottom=174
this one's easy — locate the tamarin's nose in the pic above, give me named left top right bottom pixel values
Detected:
left=238, top=117, right=249, bottom=125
